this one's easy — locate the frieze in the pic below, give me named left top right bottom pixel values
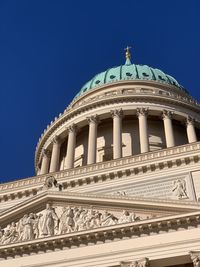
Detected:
left=0, top=204, right=143, bottom=246
left=111, top=177, right=189, bottom=200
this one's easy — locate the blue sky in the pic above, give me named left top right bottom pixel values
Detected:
left=0, top=0, right=200, bottom=182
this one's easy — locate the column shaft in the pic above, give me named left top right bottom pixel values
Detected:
left=186, top=117, right=197, bottom=143
left=111, top=109, right=123, bottom=159
left=87, top=115, right=98, bottom=164
left=49, top=136, right=61, bottom=173
left=137, top=108, right=149, bottom=153
left=162, top=110, right=175, bottom=148
left=40, top=149, right=51, bottom=175
left=65, top=124, right=77, bottom=169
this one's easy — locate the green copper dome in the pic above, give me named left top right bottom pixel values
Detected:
left=74, top=59, right=186, bottom=99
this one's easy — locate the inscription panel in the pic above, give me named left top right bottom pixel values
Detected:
left=93, top=173, right=195, bottom=201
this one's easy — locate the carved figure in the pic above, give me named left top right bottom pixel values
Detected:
left=40, top=204, right=59, bottom=236
left=33, top=214, right=42, bottom=239
left=172, top=179, right=188, bottom=199
left=118, top=210, right=131, bottom=224
left=17, top=216, right=25, bottom=241
left=101, top=211, right=118, bottom=226
left=1, top=229, right=12, bottom=245
left=76, top=209, right=88, bottom=231
left=21, top=213, right=35, bottom=241
left=59, top=207, right=74, bottom=234
left=43, top=176, right=62, bottom=191
left=73, top=207, right=82, bottom=231
left=8, top=222, right=18, bottom=243
left=91, top=210, right=101, bottom=228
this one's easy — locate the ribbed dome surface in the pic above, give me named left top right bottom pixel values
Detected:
left=74, top=63, right=186, bottom=99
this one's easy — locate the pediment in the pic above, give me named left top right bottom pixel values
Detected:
left=1, top=189, right=200, bottom=256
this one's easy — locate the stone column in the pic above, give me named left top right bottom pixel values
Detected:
left=65, top=124, right=77, bottom=169
left=162, top=110, right=175, bottom=148
left=87, top=115, right=99, bottom=164
left=136, top=108, right=149, bottom=153
left=186, top=116, right=197, bottom=143
left=49, top=136, right=61, bottom=173
left=111, top=109, right=123, bottom=159
left=40, top=149, right=51, bottom=175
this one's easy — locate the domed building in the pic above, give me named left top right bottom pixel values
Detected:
left=1, top=48, right=200, bottom=267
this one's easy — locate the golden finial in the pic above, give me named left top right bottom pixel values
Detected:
left=124, top=46, right=131, bottom=60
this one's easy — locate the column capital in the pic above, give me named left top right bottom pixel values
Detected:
left=120, top=257, right=149, bottom=267
left=43, top=149, right=51, bottom=158
left=110, top=108, right=123, bottom=118
left=66, top=124, right=77, bottom=134
left=189, top=251, right=200, bottom=266
left=87, top=114, right=99, bottom=124
left=162, top=110, right=173, bottom=120
left=136, top=108, right=148, bottom=117
left=186, top=116, right=195, bottom=126
left=52, top=135, right=61, bottom=145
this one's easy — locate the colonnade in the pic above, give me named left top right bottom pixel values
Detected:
left=39, top=109, right=197, bottom=175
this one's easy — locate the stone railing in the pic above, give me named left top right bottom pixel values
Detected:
left=1, top=141, right=200, bottom=193
left=72, top=87, right=200, bottom=110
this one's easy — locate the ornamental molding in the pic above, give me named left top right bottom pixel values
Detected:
left=162, top=110, right=174, bottom=120
left=51, top=135, right=61, bottom=144
left=86, top=114, right=99, bottom=124
left=66, top=123, right=77, bottom=134
left=136, top=108, right=148, bottom=117
left=34, top=81, right=200, bottom=168
left=186, top=116, right=196, bottom=126
left=110, top=108, right=124, bottom=118
left=42, top=149, right=51, bottom=158
left=1, top=141, right=200, bottom=197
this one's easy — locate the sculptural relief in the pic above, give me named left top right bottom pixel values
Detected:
left=172, top=179, right=188, bottom=199
left=40, top=204, right=59, bottom=236
left=0, top=204, right=149, bottom=246
left=21, top=213, right=35, bottom=241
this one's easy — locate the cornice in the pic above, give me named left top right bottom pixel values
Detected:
left=1, top=210, right=200, bottom=259
left=34, top=81, right=200, bottom=169
left=1, top=190, right=199, bottom=224
left=1, top=142, right=200, bottom=198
